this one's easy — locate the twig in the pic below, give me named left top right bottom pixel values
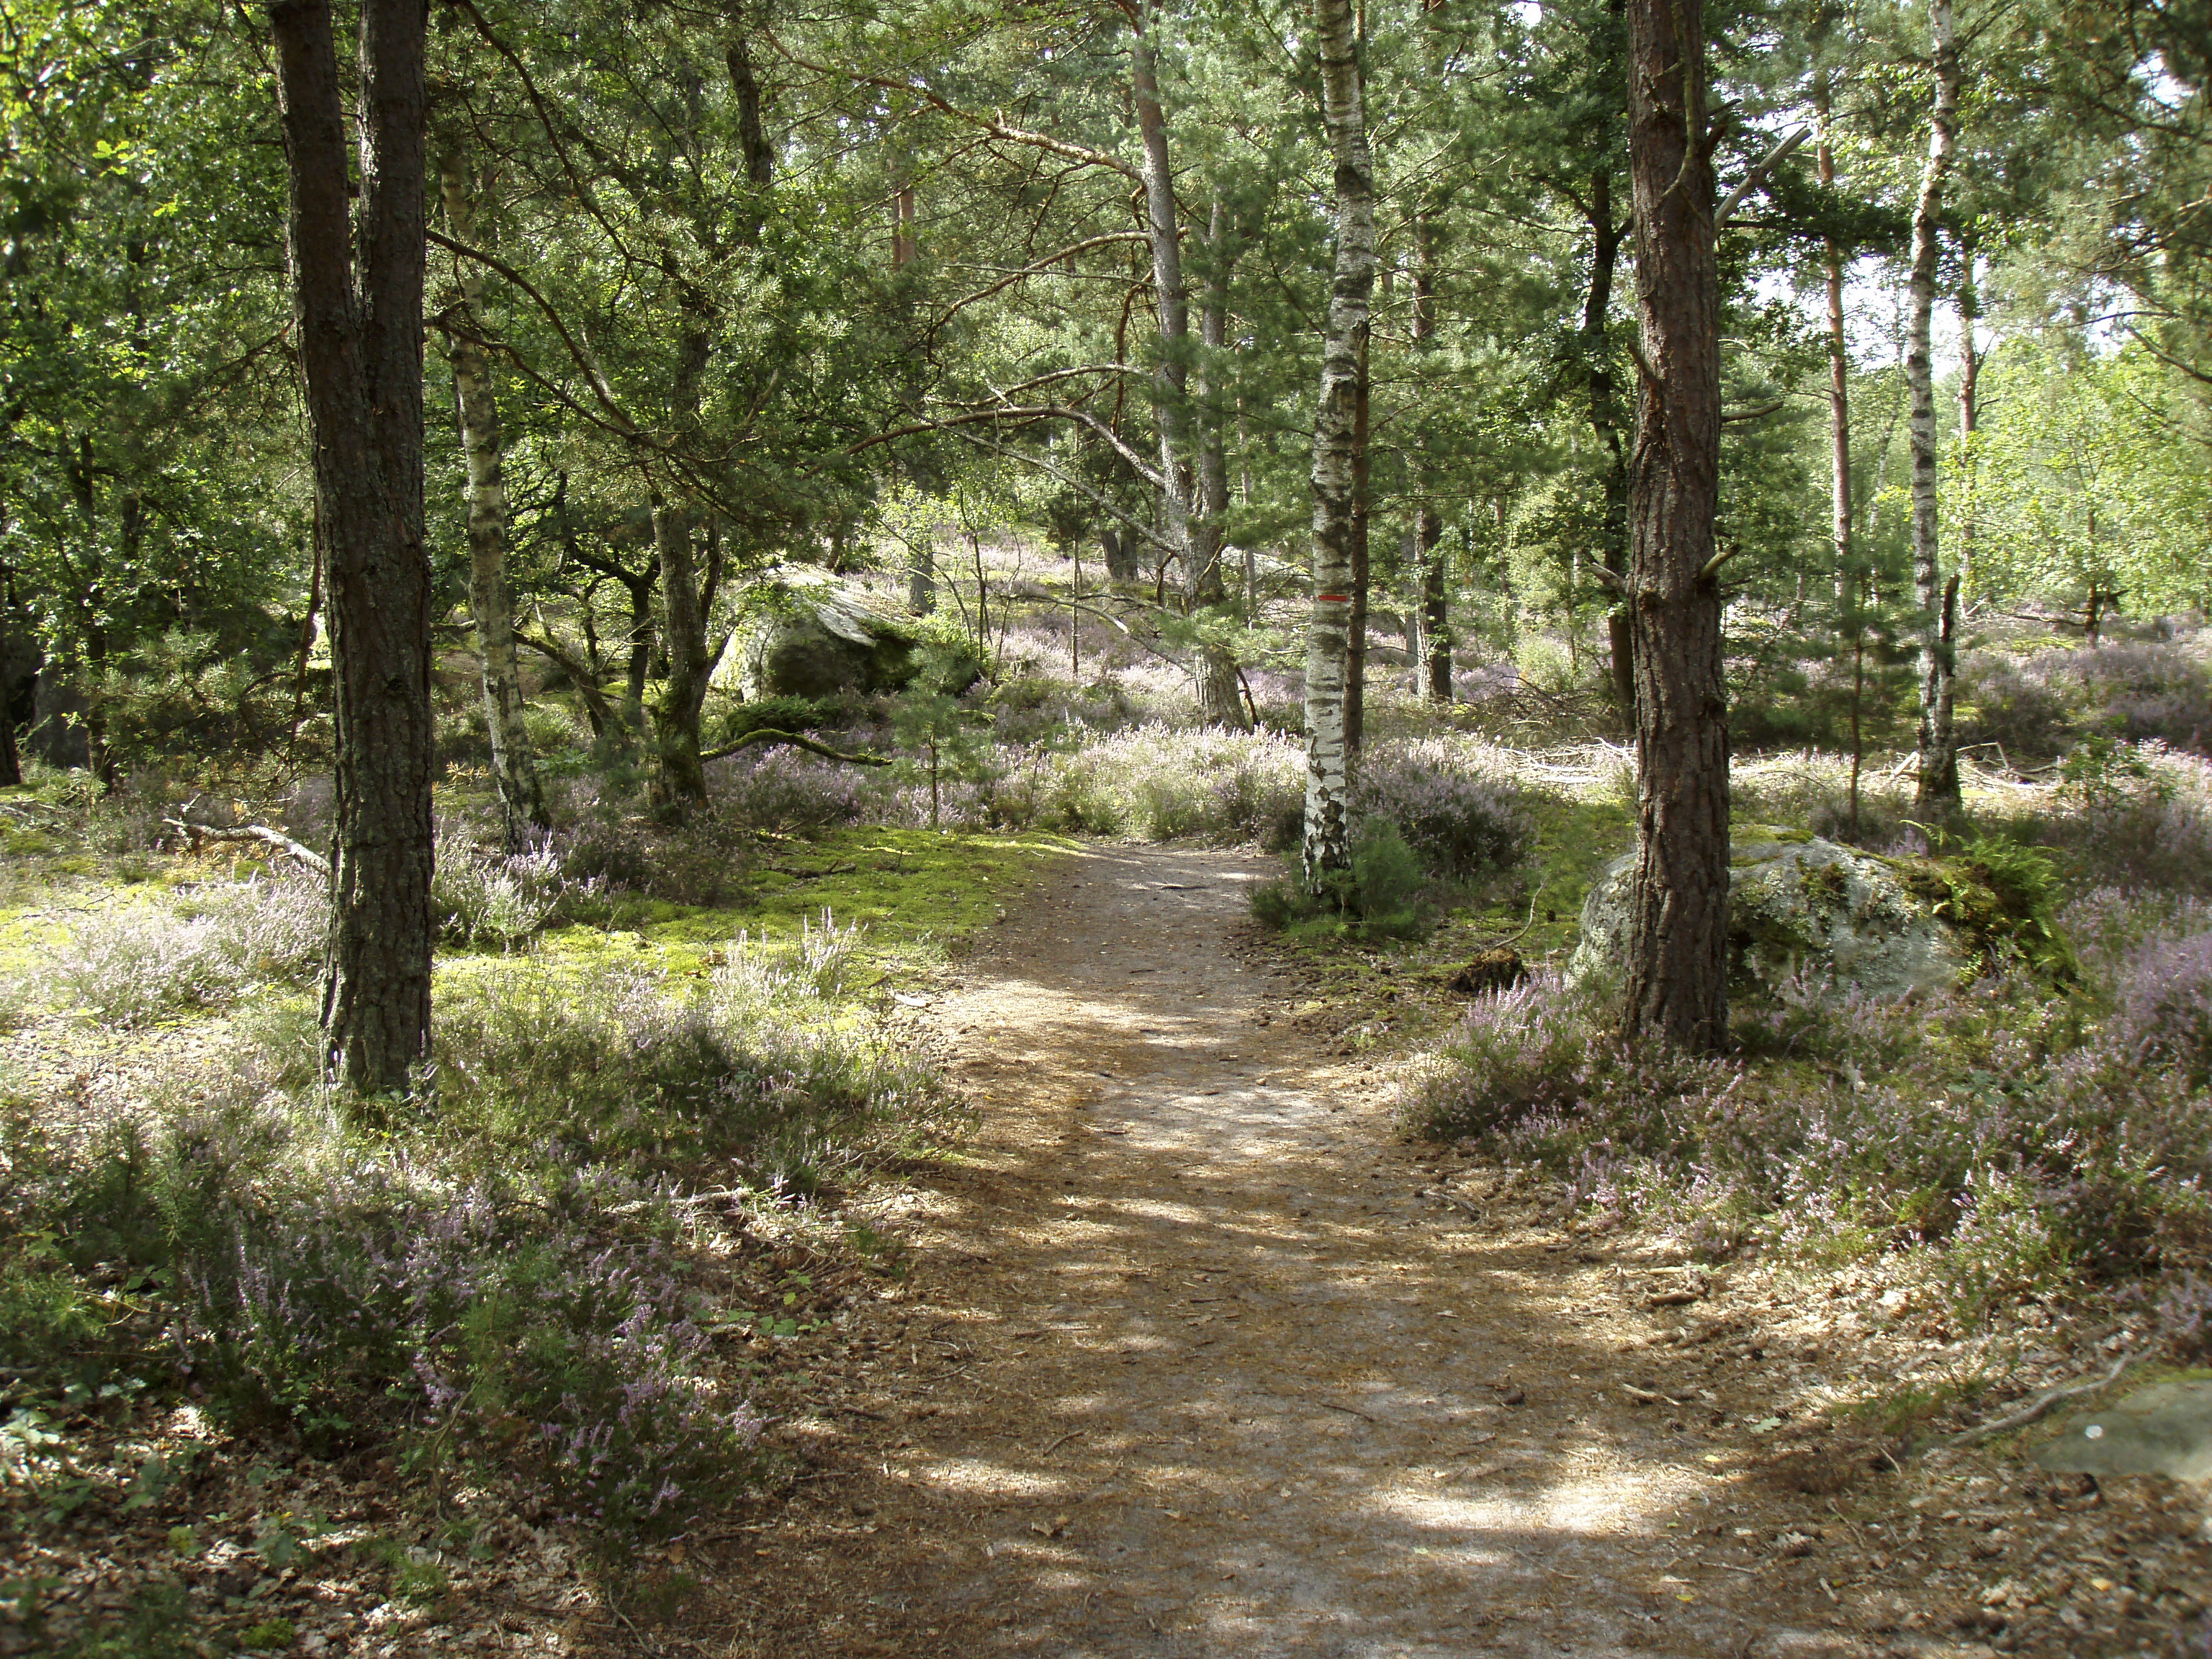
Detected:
left=1477, top=889, right=1543, bottom=951
left=163, top=818, right=331, bottom=876
left=1943, top=1354, right=2134, bottom=1449
left=1037, top=1429, right=1086, bottom=1457
left=1826, top=1498, right=1869, bottom=1553
left=1312, top=1399, right=1382, bottom=1425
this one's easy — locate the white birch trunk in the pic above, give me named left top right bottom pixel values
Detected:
left=1909, top=0, right=1961, bottom=815
left=1303, top=0, right=1375, bottom=891
left=437, top=146, right=547, bottom=846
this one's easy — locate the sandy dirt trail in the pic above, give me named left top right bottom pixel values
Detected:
left=724, top=845, right=1888, bottom=1658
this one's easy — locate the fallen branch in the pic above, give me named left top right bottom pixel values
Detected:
left=1942, top=1353, right=2134, bottom=1449
left=698, top=727, right=891, bottom=767
left=164, top=818, right=331, bottom=876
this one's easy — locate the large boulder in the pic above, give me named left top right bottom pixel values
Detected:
left=1568, top=830, right=1974, bottom=999
left=721, top=572, right=923, bottom=701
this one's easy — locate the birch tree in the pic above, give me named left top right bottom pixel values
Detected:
left=436, top=142, right=548, bottom=847
left=1909, top=0, right=1961, bottom=817
left=1303, top=0, right=1375, bottom=891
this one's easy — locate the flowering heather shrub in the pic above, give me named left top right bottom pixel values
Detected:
left=1399, top=974, right=1598, bottom=1139
left=433, top=958, right=945, bottom=1184
left=710, top=746, right=892, bottom=832
left=2060, top=886, right=2212, bottom=983
left=57, top=876, right=325, bottom=1025
left=2110, top=930, right=2212, bottom=1088
left=1960, top=633, right=2212, bottom=757
left=1354, top=755, right=1534, bottom=878
left=1403, top=964, right=2212, bottom=1310
left=432, top=825, right=567, bottom=946
left=157, top=1129, right=761, bottom=1541
left=723, top=907, right=867, bottom=1001
left=1033, top=722, right=1305, bottom=844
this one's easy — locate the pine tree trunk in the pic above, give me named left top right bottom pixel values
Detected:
left=1817, top=69, right=1853, bottom=633
left=1130, top=12, right=1197, bottom=601
left=1582, top=164, right=1636, bottom=719
left=1411, top=209, right=1451, bottom=703
left=1622, top=0, right=1729, bottom=1051
left=649, top=488, right=711, bottom=809
left=1193, top=200, right=1249, bottom=729
left=1910, top=0, right=1961, bottom=819
left=436, top=145, right=547, bottom=848
left=272, top=0, right=433, bottom=1097
left=622, top=574, right=653, bottom=734
left=1303, top=0, right=1375, bottom=892
left=1419, top=503, right=1450, bottom=701
left=909, top=537, right=937, bottom=613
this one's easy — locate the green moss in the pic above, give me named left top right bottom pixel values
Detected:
left=530, top=827, right=1077, bottom=978
left=1879, top=843, right=2074, bottom=980
left=1520, top=793, right=1635, bottom=951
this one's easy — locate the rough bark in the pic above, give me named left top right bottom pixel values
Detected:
left=1816, top=66, right=1853, bottom=629
left=649, top=485, right=711, bottom=808
left=1128, top=9, right=1238, bottom=727
left=1192, top=199, right=1248, bottom=729
left=436, top=144, right=547, bottom=848
left=272, top=0, right=434, bottom=1095
left=1344, top=323, right=1371, bottom=755
left=1622, top=0, right=1729, bottom=1051
left=647, top=266, right=719, bottom=808
left=1582, top=161, right=1636, bottom=719
left=1910, top=0, right=1961, bottom=818
left=1101, top=528, right=1137, bottom=584
left=1130, top=10, right=1193, bottom=584
left=1419, top=504, right=1449, bottom=701
left=1411, top=207, right=1450, bottom=702
left=1303, top=0, right=1375, bottom=891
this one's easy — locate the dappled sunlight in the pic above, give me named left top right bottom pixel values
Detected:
left=783, top=843, right=1841, bottom=1655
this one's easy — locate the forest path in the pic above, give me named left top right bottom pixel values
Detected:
left=716, top=845, right=1885, bottom=1658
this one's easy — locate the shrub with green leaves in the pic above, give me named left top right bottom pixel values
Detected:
left=1250, top=819, right=1432, bottom=945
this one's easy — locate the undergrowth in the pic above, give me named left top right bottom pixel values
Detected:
left=1400, top=887, right=2212, bottom=1326
left=1, top=929, right=948, bottom=1563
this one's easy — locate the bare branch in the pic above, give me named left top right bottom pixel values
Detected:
left=1716, top=125, right=1810, bottom=228
left=928, top=232, right=1152, bottom=332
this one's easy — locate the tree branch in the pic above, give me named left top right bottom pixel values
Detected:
left=699, top=727, right=891, bottom=766
left=428, top=230, right=638, bottom=436
left=1715, top=125, right=1810, bottom=228
left=165, top=818, right=331, bottom=876
left=928, top=233, right=1153, bottom=333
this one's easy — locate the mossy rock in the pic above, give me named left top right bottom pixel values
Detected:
left=718, top=573, right=983, bottom=701
left=1570, top=832, right=1979, bottom=1000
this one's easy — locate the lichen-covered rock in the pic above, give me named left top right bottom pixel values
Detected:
left=719, top=573, right=922, bottom=701
left=1568, top=829, right=1974, bottom=1000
